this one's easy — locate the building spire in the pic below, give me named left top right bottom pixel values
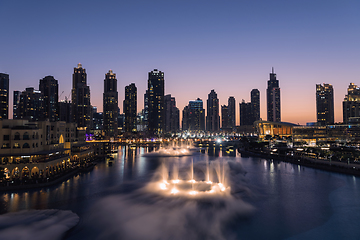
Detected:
left=272, top=67, right=274, bottom=74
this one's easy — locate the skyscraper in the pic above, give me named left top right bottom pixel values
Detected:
left=267, top=68, right=281, bottom=122
left=182, top=98, right=205, bottom=131
left=343, top=83, right=360, bottom=123
left=251, top=89, right=260, bottom=122
left=206, top=89, right=220, bottom=132
left=92, top=106, right=103, bottom=132
left=164, top=94, right=179, bottom=133
left=124, top=83, right=137, bottom=133
left=144, top=90, right=149, bottom=129
left=316, top=83, right=334, bottom=125
left=59, top=100, right=72, bottom=123
left=240, top=100, right=253, bottom=126
left=182, top=106, right=189, bottom=130
left=103, top=70, right=118, bottom=137
left=0, top=73, right=9, bottom=119
left=147, top=69, right=164, bottom=136
left=228, top=96, right=236, bottom=129
left=221, top=105, right=229, bottom=128
left=190, top=98, right=205, bottom=131
left=13, top=90, right=20, bottom=119
left=18, top=87, right=44, bottom=121
left=39, top=75, right=58, bottom=122
left=72, top=63, right=91, bottom=130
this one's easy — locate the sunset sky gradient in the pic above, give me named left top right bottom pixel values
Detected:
left=1, top=0, right=359, bottom=125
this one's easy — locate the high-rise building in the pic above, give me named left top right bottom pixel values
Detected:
left=316, top=83, right=334, bottom=125
left=59, top=99, right=72, bottom=123
left=240, top=100, right=253, bottom=126
left=39, top=76, right=58, bottom=122
left=124, top=83, right=137, bottom=133
left=18, top=87, right=44, bottom=121
left=343, top=83, right=360, bottom=123
left=164, top=94, right=179, bottom=133
left=118, top=112, right=125, bottom=133
left=92, top=106, right=103, bottom=131
left=182, top=106, right=189, bottom=131
left=13, top=90, right=20, bottom=119
left=221, top=105, right=229, bottom=128
left=144, top=90, right=149, bottom=129
left=137, top=110, right=147, bottom=132
left=251, top=89, right=260, bottom=122
left=103, top=70, right=118, bottom=137
left=189, top=98, right=205, bottom=131
left=228, top=97, right=236, bottom=129
left=206, top=89, right=220, bottom=132
left=147, top=69, right=164, bottom=136
left=71, top=63, right=91, bottom=130
left=182, top=98, right=205, bottom=131
left=0, top=73, right=9, bottom=119
left=267, top=68, right=281, bottom=122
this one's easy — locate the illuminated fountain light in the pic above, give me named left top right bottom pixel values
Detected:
left=159, top=182, right=168, bottom=190
left=143, top=146, right=194, bottom=157
left=172, top=179, right=180, bottom=184
left=170, top=188, right=179, bottom=194
left=147, top=159, right=231, bottom=198
left=189, top=191, right=198, bottom=195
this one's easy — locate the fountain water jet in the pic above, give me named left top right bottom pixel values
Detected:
left=150, top=158, right=230, bottom=198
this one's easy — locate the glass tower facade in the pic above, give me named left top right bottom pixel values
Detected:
left=267, top=68, right=281, bottom=122
left=147, top=69, right=164, bottom=136
left=71, top=63, right=91, bottom=130
left=103, top=70, right=118, bottom=137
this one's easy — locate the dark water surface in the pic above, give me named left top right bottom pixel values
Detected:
left=1, top=147, right=360, bottom=240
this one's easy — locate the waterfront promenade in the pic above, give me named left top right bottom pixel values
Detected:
left=239, top=148, right=360, bottom=176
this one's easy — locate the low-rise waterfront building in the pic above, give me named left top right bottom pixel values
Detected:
left=0, top=119, right=93, bottom=181
left=255, top=120, right=296, bottom=140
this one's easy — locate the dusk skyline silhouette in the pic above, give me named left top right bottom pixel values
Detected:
left=1, top=0, right=359, bottom=125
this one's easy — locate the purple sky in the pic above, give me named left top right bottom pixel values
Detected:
left=1, top=0, right=359, bottom=125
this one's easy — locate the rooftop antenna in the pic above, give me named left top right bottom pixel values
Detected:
left=272, top=67, right=274, bottom=74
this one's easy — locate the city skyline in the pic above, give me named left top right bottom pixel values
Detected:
left=1, top=0, right=359, bottom=125
left=3, top=65, right=360, bottom=126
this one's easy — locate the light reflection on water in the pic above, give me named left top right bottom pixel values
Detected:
left=1, top=146, right=360, bottom=239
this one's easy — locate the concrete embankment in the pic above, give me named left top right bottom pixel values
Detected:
left=0, top=168, right=81, bottom=192
left=239, top=149, right=360, bottom=177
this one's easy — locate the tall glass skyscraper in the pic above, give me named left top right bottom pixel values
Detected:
left=13, top=90, right=20, bottom=119
left=0, top=73, right=9, bottom=120
left=267, top=68, right=281, bottom=122
left=206, top=89, right=220, bottom=132
left=103, top=70, right=118, bottom=137
left=72, top=63, right=91, bottom=130
left=228, top=96, right=236, bottom=129
left=251, top=89, right=260, bottom=122
left=164, top=94, right=179, bottom=133
left=39, top=75, right=58, bottom=122
left=124, top=83, right=137, bottom=133
left=343, top=83, right=360, bottom=124
left=221, top=105, right=229, bottom=128
left=316, top=83, right=334, bottom=125
left=18, top=87, right=44, bottom=121
left=147, top=69, right=164, bottom=136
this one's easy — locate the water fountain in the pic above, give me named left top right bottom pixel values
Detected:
left=147, top=157, right=230, bottom=198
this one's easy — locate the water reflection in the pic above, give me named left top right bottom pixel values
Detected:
left=1, top=146, right=360, bottom=240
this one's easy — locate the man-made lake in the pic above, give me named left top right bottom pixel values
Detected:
left=1, top=146, right=360, bottom=240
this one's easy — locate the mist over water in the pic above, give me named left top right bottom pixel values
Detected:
left=82, top=158, right=255, bottom=240
left=0, top=210, right=79, bottom=240
left=142, top=146, right=195, bottom=158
